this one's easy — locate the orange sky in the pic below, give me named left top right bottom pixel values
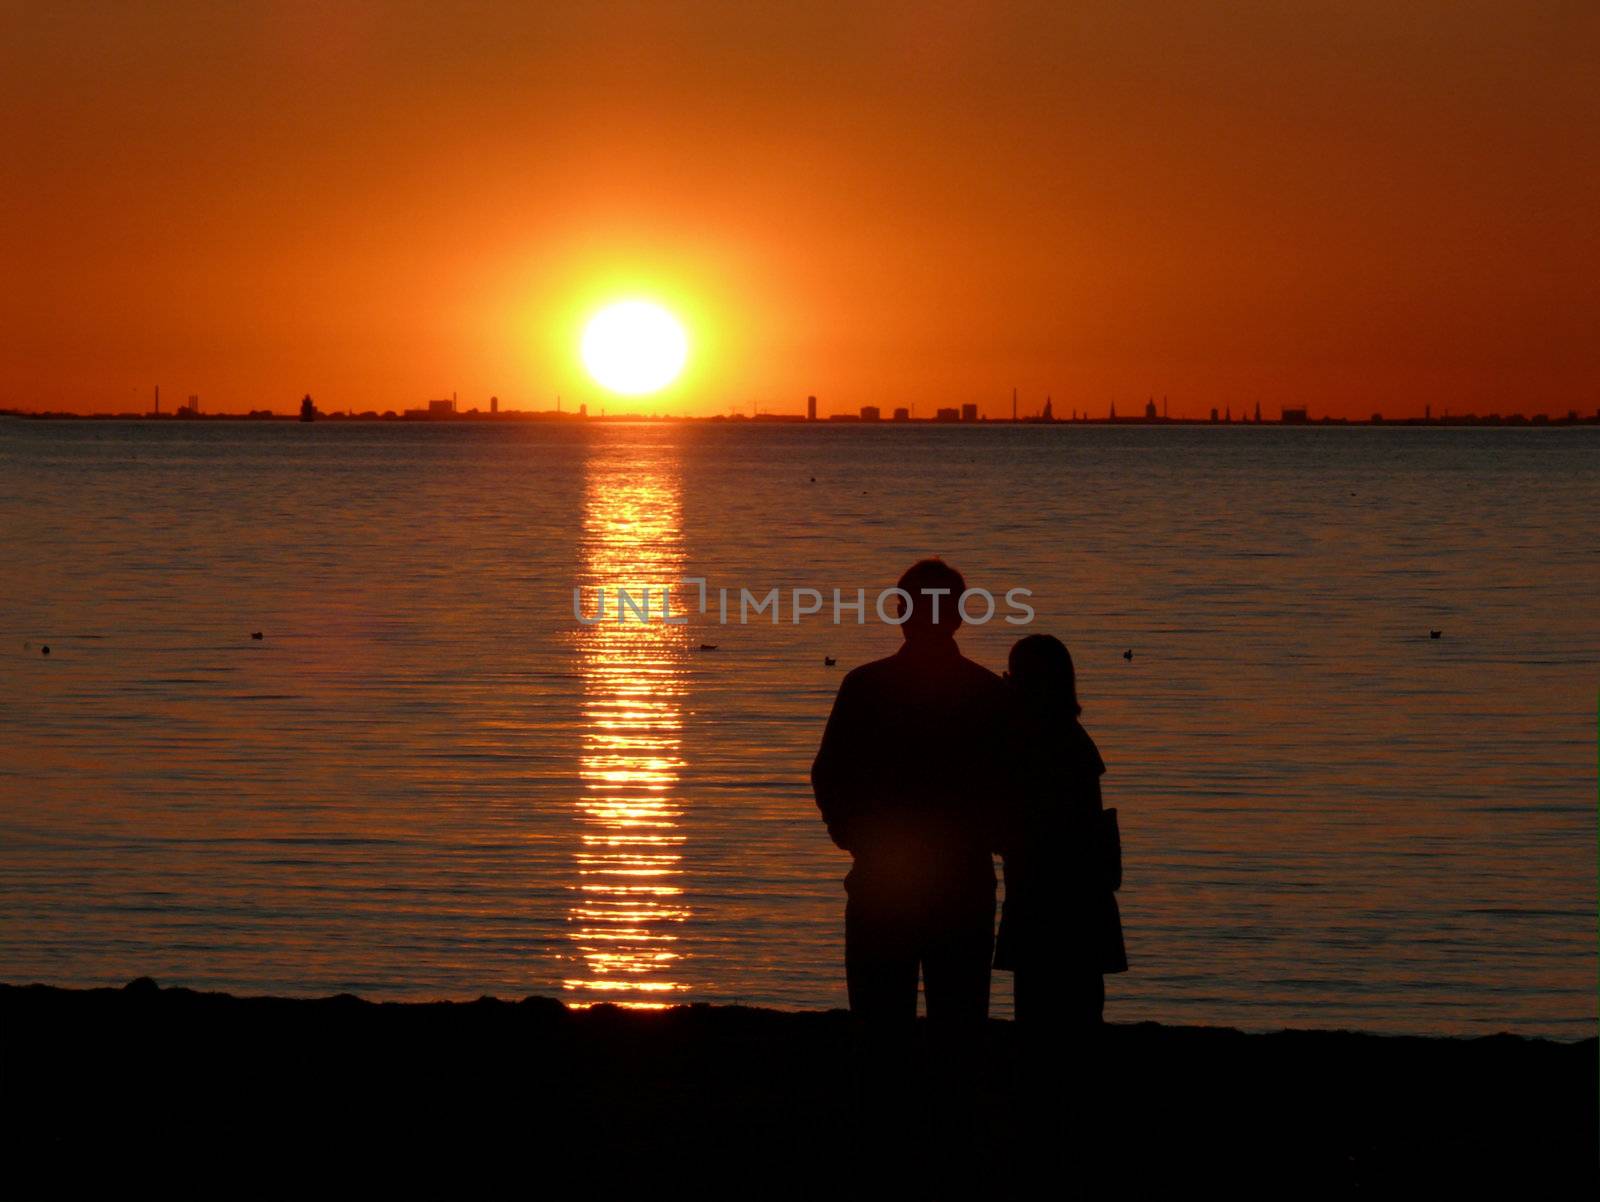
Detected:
left=2, top=2, right=1595, bottom=419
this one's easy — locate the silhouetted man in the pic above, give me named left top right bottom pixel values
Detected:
left=811, top=558, right=1012, bottom=1031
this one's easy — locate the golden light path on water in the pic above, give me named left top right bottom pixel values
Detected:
left=565, top=433, right=689, bottom=1008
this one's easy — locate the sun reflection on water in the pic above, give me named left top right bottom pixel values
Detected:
left=564, top=434, right=689, bottom=1008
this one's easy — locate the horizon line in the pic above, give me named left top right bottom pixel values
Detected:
left=5, top=407, right=1598, bottom=428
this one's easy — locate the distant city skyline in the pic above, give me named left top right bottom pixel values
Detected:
left=7, top=395, right=1596, bottom=427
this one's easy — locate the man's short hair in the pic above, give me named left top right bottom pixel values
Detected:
left=895, top=557, right=966, bottom=634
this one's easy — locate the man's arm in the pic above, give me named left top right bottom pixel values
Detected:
left=811, top=672, right=865, bottom=851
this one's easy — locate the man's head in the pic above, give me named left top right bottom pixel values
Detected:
left=894, top=557, right=966, bottom=643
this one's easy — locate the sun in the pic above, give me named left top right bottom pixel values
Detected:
left=581, top=300, right=688, bottom=396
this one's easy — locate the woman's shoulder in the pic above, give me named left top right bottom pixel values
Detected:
left=1064, top=720, right=1107, bottom=777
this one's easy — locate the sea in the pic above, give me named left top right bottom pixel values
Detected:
left=1, top=417, right=1595, bottom=1038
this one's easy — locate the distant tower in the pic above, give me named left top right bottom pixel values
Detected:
left=807, top=395, right=817, bottom=422
left=1042, top=395, right=1053, bottom=422
left=1145, top=397, right=1158, bottom=420
left=1110, top=401, right=1117, bottom=421
left=154, top=385, right=160, bottom=416
left=1225, top=405, right=1232, bottom=422
left=1254, top=400, right=1262, bottom=423
left=1424, top=403, right=1431, bottom=422
left=490, top=395, right=498, bottom=415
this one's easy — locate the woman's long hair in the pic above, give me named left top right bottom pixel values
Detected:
left=1007, top=633, right=1081, bottom=717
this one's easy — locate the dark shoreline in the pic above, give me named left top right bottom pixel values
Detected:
left=2, top=980, right=1593, bottom=1196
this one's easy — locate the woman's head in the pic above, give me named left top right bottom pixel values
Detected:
left=1007, top=633, right=1081, bottom=716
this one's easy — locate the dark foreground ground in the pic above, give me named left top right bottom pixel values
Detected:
left=2, top=980, right=1594, bottom=1197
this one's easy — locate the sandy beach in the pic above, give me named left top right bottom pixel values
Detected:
left=2, top=979, right=1592, bottom=1196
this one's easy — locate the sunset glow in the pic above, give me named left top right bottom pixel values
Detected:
left=580, top=301, right=689, bottom=396
left=3, top=5, right=1592, bottom=419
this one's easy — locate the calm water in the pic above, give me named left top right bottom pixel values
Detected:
left=1, top=418, right=1595, bottom=1038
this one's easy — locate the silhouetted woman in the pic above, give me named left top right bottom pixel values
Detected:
left=996, top=634, right=1126, bottom=1027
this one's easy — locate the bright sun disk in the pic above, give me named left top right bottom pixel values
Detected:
left=581, top=301, right=688, bottom=396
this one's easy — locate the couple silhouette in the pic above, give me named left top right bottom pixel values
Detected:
left=811, top=558, right=1126, bottom=1040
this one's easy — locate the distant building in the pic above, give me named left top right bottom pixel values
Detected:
left=961, top=403, right=978, bottom=422
left=892, top=407, right=910, bottom=422
left=428, top=399, right=455, bottom=417
left=1145, top=398, right=1158, bottom=420
left=490, top=395, right=498, bottom=414
left=1371, top=413, right=1384, bottom=423
left=935, top=407, right=960, bottom=423
left=1210, top=408, right=1219, bottom=423
left=860, top=405, right=881, bottom=422
left=807, top=395, right=817, bottom=422
left=1254, top=401, right=1261, bottom=423
left=1281, top=407, right=1308, bottom=424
